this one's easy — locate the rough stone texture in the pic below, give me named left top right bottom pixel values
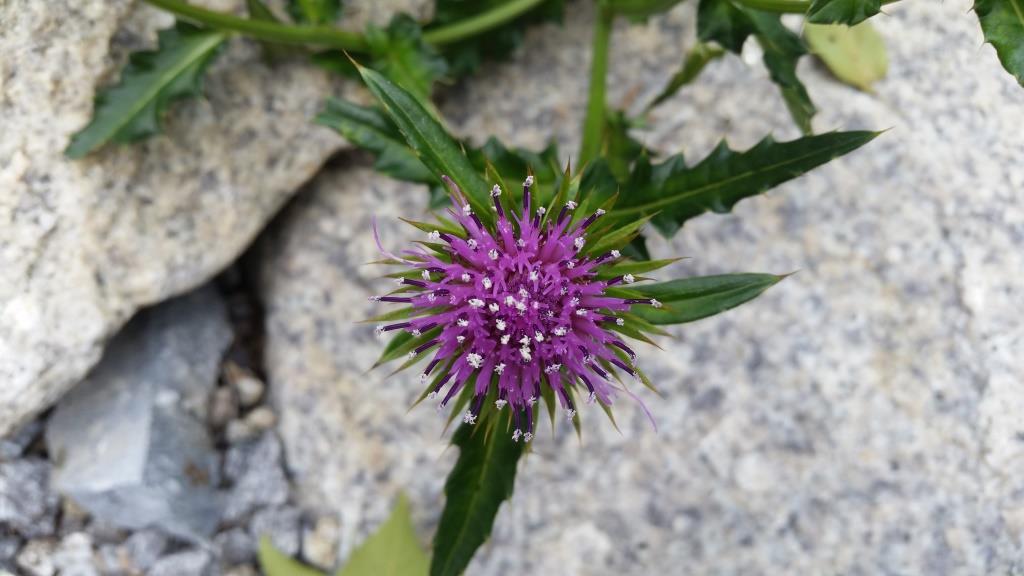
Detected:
left=250, top=506, right=302, bottom=557
left=263, top=0, right=1024, bottom=574
left=0, top=0, right=431, bottom=437
left=147, top=549, right=212, bottom=576
left=0, top=459, right=59, bottom=538
left=223, top=432, right=290, bottom=523
left=46, top=287, right=231, bottom=541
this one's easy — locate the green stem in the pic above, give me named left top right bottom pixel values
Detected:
left=730, top=0, right=900, bottom=12
left=422, top=0, right=547, bottom=45
left=579, top=6, right=614, bottom=168
left=142, top=0, right=546, bottom=50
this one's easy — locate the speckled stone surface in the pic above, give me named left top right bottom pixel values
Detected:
left=0, top=0, right=429, bottom=436
left=263, top=1, right=1024, bottom=574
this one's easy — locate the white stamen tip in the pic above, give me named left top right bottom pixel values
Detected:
left=534, top=331, right=545, bottom=342
left=529, top=270, right=539, bottom=281
left=463, top=411, right=477, bottom=425
left=466, top=353, right=484, bottom=369
left=411, top=329, right=421, bottom=337
left=495, top=399, right=507, bottom=409
left=576, top=309, right=588, bottom=316
left=553, top=327, right=567, bottom=336
left=623, top=273, right=635, bottom=284
left=567, top=261, right=575, bottom=269
left=523, top=432, right=534, bottom=443
left=457, top=319, right=469, bottom=327
left=428, top=391, right=438, bottom=400
left=519, top=346, right=532, bottom=362
left=524, top=175, right=534, bottom=187
left=496, top=319, right=506, bottom=331
left=528, top=396, right=537, bottom=406
left=457, top=335, right=466, bottom=343
left=611, top=250, right=621, bottom=258
left=574, top=237, right=586, bottom=250
left=566, top=201, right=577, bottom=210
left=462, top=204, right=472, bottom=216
left=512, top=429, right=522, bottom=442
left=461, top=272, right=471, bottom=282
left=422, top=269, right=431, bottom=280
left=494, top=363, right=506, bottom=375
left=596, top=208, right=606, bottom=216
left=419, top=373, right=428, bottom=383
left=428, top=230, right=441, bottom=240
left=587, top=392, right=597, bottom=404
left=368, top=295, right=381, bottom=302
left=516, top=238, right=526, bottom=247
left=491, top=184, right=502, bottom=197
left=488, top=249, right=499, bottom=260
left=566, top=409, right=577, bottom=420
left=616, top=318, right=625, bottom=326
left=651, top=298, right=663, bottom=309
left=482, top=277, right=493, bottom=289
left=570, top=297, right=579, bottom=307
left=467, top=239, right=478, bottom=249
left=537, top=206, right=546, bottom=215
left=469, top=298, right=485, bottom=308
left=375, top=325, right=385, bottom=337
left=427, top=293, right=437, bottom=302
left=501, top=334, right=511, bottom=345
left=489, top=303, right=500, bottom=313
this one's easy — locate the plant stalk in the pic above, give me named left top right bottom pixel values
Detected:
left=578, top=6, right=614, bottom=168
left=142, top=0, right=547, bottom=50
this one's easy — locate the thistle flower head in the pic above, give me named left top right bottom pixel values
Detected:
left=371, top=175, right=660, bottom=440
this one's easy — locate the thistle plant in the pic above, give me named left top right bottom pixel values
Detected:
left=371, top=173, right=669, bottom=440
left=67, top=0, right=1024, bottom=574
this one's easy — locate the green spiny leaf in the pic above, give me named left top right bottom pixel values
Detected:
left=975, top=0, right=1024, bottom=86
left=647, top=42, right=725, bottom=110
left=337, top=494, right=429, bottom=576
left=629, top=273, right=784, bottom=325
left=697, top=0, right=815, bottom=133
left=742, top=8, right=816, bottom=134
left=316, top=99, right=435, bottom=184
left=602, top=110, right=646, bottom=182
left=259, top=537, right=324, bottom=576
left=609, top=131, right=878, bottom=236
left=366, top=15, right=449, bottom=101
left=356, top=64, right=493, bottom=222
left=697, top=0, right=755, bottom=53
left=431, top=422, right=523, bottom=576
left=807, top=0, right=881, bottom=25
left=65, top=22, right=226, bottom=158
left=595, top=258, right=684, bottom=279
left=805, top=22, right=888, bottom=92
left=288, top=0, right=340, bottom=24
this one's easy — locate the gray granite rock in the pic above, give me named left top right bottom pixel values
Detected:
left=214, top=527, right=256, bottom=566
left=223, top=432, right=290, bottom=523
left=250, top=506, right=302, bottom=557
left=52, top=533, right=98, bottom=576
left=147, top=549, right=212, bottom=576
left=0, top=420, right=42, bottom=460
left=0, top=458, right=58, bottom=538
left=262, top=0, right=1024, bottom=574
left=121, top=529, right=169, bottom=572
left=46, top=287, right=230, bottom=541
left=0, top=536, right=21, bottom=571
left=0, top=0, right=429, bottom=437
left=16, top=539, right=57, bottom=576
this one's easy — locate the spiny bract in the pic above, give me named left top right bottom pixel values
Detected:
left=371, top=175, right=661, bottom=442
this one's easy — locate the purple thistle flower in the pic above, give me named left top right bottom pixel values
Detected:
left=371, top=175, right=660, bottom=442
